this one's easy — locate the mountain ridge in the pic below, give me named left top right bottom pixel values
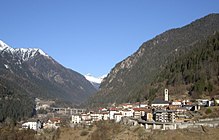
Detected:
left=88, top=13, right=219, bottom=106
left=0, top=40, right=49, bottom=61
left=0, top=40, right=97, bottom=105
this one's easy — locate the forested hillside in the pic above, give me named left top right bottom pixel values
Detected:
left=87, top=14, right=219, bottom=107
left=0, top=86, right=35, bottom=122
left=154, top=32, right=219, bottom=99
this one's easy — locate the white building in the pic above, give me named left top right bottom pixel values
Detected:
left=109, top=108, right=119, bottom=120
left=155, top=110, right=176, bottom=123
left=72, top=115, right=82, bottom=124
left=90, top=113, right=102, bottom=122
left=172, top=101, right=182, bottom=106
left=139, top=103, right=148, bottom=108
left=81, top=113, right=91, bottom=121
left=114, top=113, right=123, bottom=122
left=122, top=109, right=133, bottom=117
left=196, top=99, right=209, bottom=106
left=22, top=122, right=38, bottom=131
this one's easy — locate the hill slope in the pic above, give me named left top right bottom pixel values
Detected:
left=88, top=14, right=219, bottom=106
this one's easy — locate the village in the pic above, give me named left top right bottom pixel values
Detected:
left=22, top=89, right=219, bottom=131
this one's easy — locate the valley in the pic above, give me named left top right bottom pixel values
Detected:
left=0, top=11, right=219, bottom=140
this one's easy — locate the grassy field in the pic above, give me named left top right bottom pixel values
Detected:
left=57, top=120, right=219, bottom=140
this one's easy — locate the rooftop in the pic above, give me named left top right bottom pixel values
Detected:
left=151, top=98, right=169, bottom=104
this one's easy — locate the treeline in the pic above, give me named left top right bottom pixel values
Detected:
left=156, top=32, right=219, bottom=97
left=0, top=87, right=35, bottom=122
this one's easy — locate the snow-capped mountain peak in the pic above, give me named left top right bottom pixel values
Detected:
left=0, top=40, right=49, bottom=61
left=85, top=74, right=105, bottom=84
left=85, top=74, right=106, bottom=89
left=15, top=48, right=49, bottom=61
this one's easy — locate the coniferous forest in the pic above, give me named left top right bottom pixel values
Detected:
left=155, top=32, right=219, bottom=99
left=0, top=86, right=35, bottom=122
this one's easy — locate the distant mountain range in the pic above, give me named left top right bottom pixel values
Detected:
left=0, top=40, right=97, bottom=105
left=87, top=13, right=219, bottom=107
left=84, top=74, right=106, bottom=89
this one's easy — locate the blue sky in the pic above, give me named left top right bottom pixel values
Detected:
left=0, top=1, right=219, bottom=77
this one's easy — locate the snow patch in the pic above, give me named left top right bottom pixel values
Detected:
left=79, top=86, right=84, bottom=90
left=4, top=64, right=9, bottom=69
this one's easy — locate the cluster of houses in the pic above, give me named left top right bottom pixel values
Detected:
left=22, top=99, right=61, bottom=131
left=72, top=103, right=149, bottom=125
left=72, top=89, right=219, bottom=125
left=22, top=118, right=61, bottom=131
left=22, top=89, right=219, bottom=131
